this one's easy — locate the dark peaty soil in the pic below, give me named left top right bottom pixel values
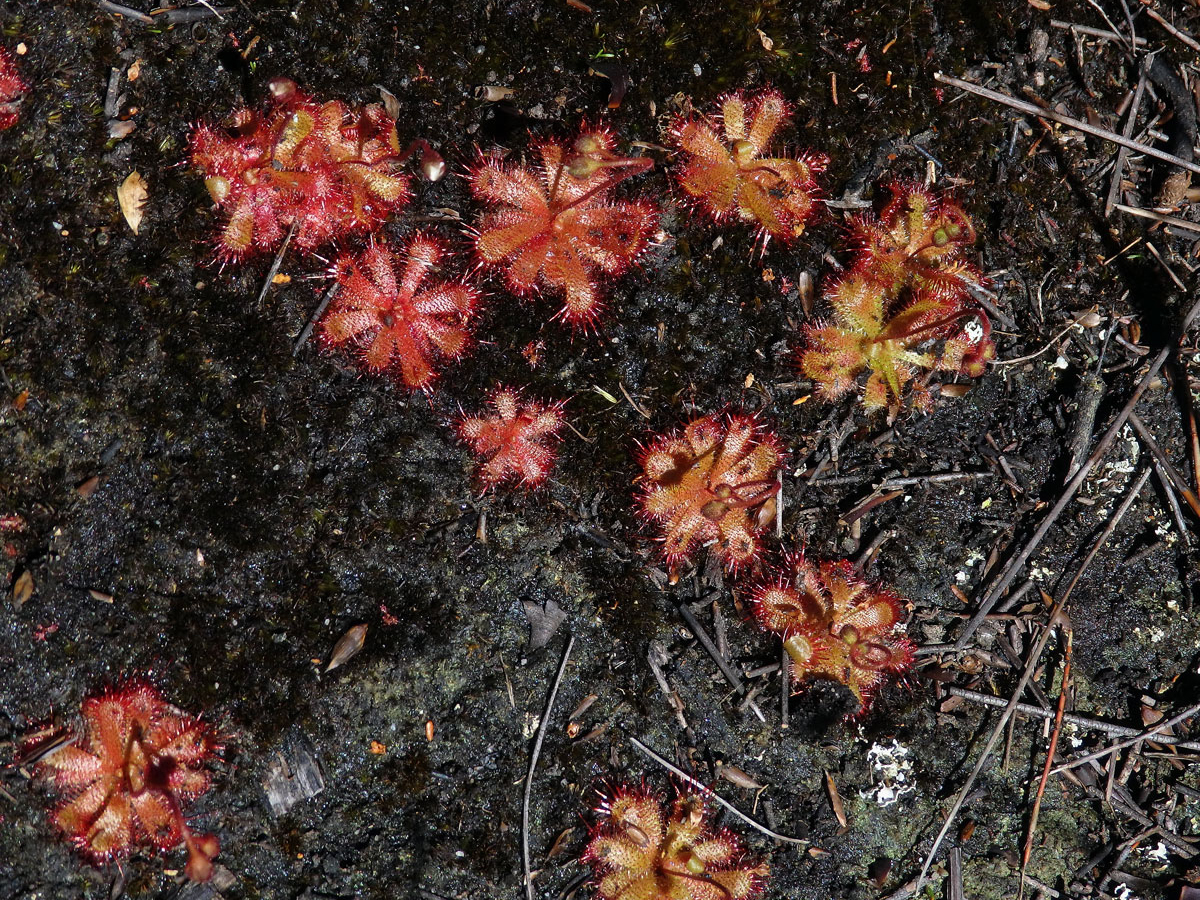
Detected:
left=3, top=1, right=1200, bottom=899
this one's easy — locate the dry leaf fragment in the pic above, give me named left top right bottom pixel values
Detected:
left=867, top=857, right=892, bottom=888
left=568, top=693, right=598, bottom=720
left=75, top=475, right=100, bottom=498
left=475, top=85, right=514, bottom=102
left=375, top=85, right=400, bottom=120
left=718, top=764, right=765, bottom=790
left=325, top=623, right=367, bottom=672
left=547, top=827, right=575, bottom=859
left=522, top=598, right=567, bottom=652
left=108, top=120, right=136, bottom=140
left=797, top=270, right=814, bottom=315
left=587, top=59, right=631, bottom=109
left=118, top=171, right=148, bottom=235
left=824, top=769, right=848, bottom=830
left=12, top=570, right=33, bottom=608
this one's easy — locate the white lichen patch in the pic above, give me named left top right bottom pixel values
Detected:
left=955, top=549, right=986, bottom=585
left=1091, top=425, right=1140, bottom=512
left=1152, top=516, right=1179, bottom=546
left=521, top=712, right=541, bottom=739
left=860, top=739, right=915, bottom=807
left=1140, top=840, right=1170, bottom=863
left=1028, top=564, right=1054, bottom=582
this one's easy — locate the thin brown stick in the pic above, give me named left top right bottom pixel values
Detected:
left=1145, top=6, right=1200, bottom=52
left=805, top=470, right=995, bottom=489
left=1017, top=629, right=1072, bottom=900
left=293, top=282, right=339, bottom=356
left=1146, top=241, right=1188, bottom=292
left=629, top=736, right=807, bottom=845
left=1085, top=0, right=1134, bottom=52
left=256, top=221, right=298, bottom=306
left=1128, top=411, right=1200, bottom=519
left=992, top=310, right=1101, bottom=367
left=1050, top=699, right=1200, bottom=773
left=779, top=643, right=790, bottom=730
left=800, top=410, right=857, bottom=490
left=523, top=634, right=575, bottom=900
left=854, top=527, right=895, bottom=570
left=1153, top=460, right=1193, bottom=547
left=1114, top=202, right=1200, bottom=236
left=917, top=463, right=1154, bottom=891
left=97, top=0, right=154, bottom=23
left=1105, top=68, right=1147, bottom=218
left=955, top=289, right=1200, bottom=650
left=915, top=593, right=1070, bottom=892
left=1049, top=18, right=1149, bottom=45
left=945, top=685, right=1200, bottom=751
left=1060, top=465, right=1154, bottom=603
left=934, top=73, right=1200, bottom=177
left=1188, top=402, right=1200, bottom=497
left=948, top=847, right=964, bottom=900
left=677, top=603, right=745, bottom=693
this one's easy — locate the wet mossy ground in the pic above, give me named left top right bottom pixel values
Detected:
left=3, top=1, right=1200, bottom=898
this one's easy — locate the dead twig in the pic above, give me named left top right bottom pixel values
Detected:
left=917, top=461, right=1154, bottom=891
left=293, top=282, right=339, bottom=356
left=1050, top=699, right=1200, bottom=773
left=992, top=310, right=1106, bottom=367
left=948, top=847, right=964, bottom=900
left=1017, top=628, right=1072, bottom=900
left=806, top=470, right=995, bottom=489
left=1114, top=202, right=1200, bottom=237
left=916, top=593, right=1069, bottom=892
left=954, top=288, right=1200, bottom=651
left=1187, top=401, right=1200, bottom=499
left=97, top=0, right=154, bottom=22
left=854, top=528, right=895, bottom=571
left=799, top=410, right=857, bottom=490
left=1145, top=6, right=1200, bottom=53
left=523, top=634, right=575, bottom=900
left=151, top=4, right=233, bottom=23
left=934, top=73, right=1200, bottom=177
left=1106, top=68, right=1147, bottom=219
left=677, top=603, right=745, bottom=694
left=945, top=685, right=1200, bottom=751
left=1085, top=0, right=1135, bottom=53
left=780, top=642, right=790, bottom=730
left=1128, top=411, right=1200, bottom=520
left=256, top=221, right=298, bottom=306
left=1049, top=18, right=1149, bottom=46
left=628, top=736, right=807, bottom=845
